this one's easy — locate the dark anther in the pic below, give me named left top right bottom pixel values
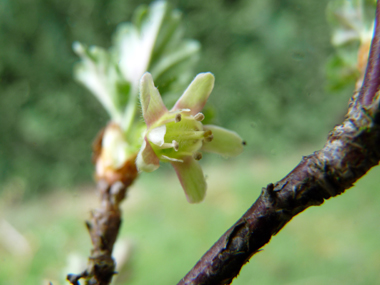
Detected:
left=242, top=141, right=247, bottom=145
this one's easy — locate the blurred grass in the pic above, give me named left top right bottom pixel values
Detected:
left=1, top=151, right=380, bottom=285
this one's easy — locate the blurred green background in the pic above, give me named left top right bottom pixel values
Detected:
left=0, top=0, right=353, bottom=196
left=1, top=0, right=379, bottom=285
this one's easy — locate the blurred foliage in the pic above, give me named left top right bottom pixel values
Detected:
left=0, top=0, right=359, bottom=196
left=325, top=0, right=375, bottom=90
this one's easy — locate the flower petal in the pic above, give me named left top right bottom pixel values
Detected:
left=147, top=125, right=166, bottom=146
left=140, top=72, right=168, bottom=127
left=171, top=156, right=206, bottom=203
left=136, top=137, right=160, bottom=172
left=101, top=123, right=130, bottom=169
left=201, top=125, right=244, bottom=157
left=172, top=72, right=215, bottom=115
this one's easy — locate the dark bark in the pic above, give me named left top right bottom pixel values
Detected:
left=178, top=2, right=380, bottom=285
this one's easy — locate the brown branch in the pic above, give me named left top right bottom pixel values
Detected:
left=359, top=0, right=380, bottom=106
left=67, top=133, right=138, bottom=285
left=178, top=2, right=380, bottom=285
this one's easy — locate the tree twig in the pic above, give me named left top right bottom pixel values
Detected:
left=67, top=132, right=138, bottom=285
left=178, top=2, right=380, bottom=285
left=359, top=0, right=380, bottom=106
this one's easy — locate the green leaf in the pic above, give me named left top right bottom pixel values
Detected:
left=73, top=42, right=129, bottom=121
left=325, top=54, right=360, bottom=91
left=327, top=0, right=375, bottom=46
left=111, top=1, right=200, bottom=93
left=73, top=1, right=200, bottom=134
left=326, top=0, right=375, bottom=92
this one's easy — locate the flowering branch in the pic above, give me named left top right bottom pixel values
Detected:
left=66, top=139, right=138, bottom=285
left=178, top=1, right=380, bottom=284
left=67, top=2, right=201, bottom=284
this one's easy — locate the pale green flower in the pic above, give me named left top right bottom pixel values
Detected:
left=136, top=72, right=244, bottom=203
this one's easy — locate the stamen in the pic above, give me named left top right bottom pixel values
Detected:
left=159, top=143, right=175, bottom=149
left=204, top=130, right=214, bottom=142
left=172, top=140, right=179, bottom=151
left=158, top=140, right=179, bottom=151
left=175, top=113, right=182, bottom=123
left=179, top=131, right=207, bottom=140
left=161, top=155, right=183, bottom=163
left=204, top=134, right=213, bottom=142
left=193, top=152, right=202, bottom=160
left=203, top=130, right=213, bottom=142
left=168, top=108, right=191, bottom=115
left=177, top=108, right=191, bottom=113
left=194, top=113, right=205, bottom=121
left=160, top=112, right=183, bottom=125
left=160, top=118, right=176, bottom=125
left=204, top=130, right=212, bottom=137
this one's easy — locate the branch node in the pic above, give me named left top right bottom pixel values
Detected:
left=263, top=183, right=277, bottom=206
left=85, top=221, right=92, bottom=232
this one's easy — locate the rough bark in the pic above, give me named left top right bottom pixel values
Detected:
left=67, top=147, right=138, bottom=285
left=178, top=2, right=380, bottom=285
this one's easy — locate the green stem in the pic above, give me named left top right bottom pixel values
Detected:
left=121, top=84, right=139, bottom=133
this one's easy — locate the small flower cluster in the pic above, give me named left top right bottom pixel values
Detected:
left=136, top=72, right=244, bottom=203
